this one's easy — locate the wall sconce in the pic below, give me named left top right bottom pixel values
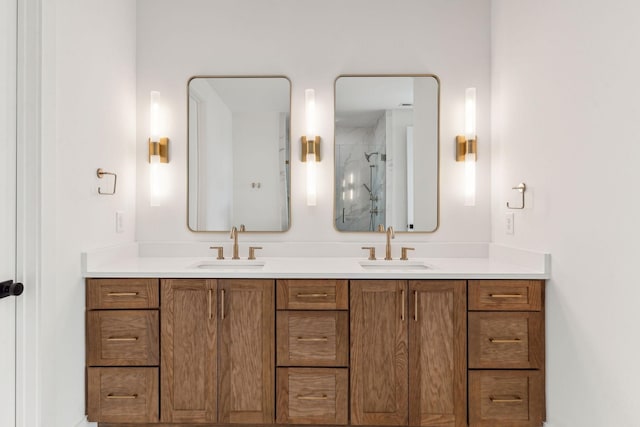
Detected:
left=301, top=89, right=320, bottom=206
left=149, top=91, right=169, bottom=206
left=456, top=87, right=477, bottom=206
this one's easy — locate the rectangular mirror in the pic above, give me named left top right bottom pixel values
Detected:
left=334, top=75, right=439, bottom=232
left=188, top=76, right=291, bottom=232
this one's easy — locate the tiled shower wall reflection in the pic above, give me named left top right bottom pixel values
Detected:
left=334, top=114, right=386, bottom=231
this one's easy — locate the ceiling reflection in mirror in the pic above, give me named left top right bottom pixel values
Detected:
left=334, top=75, right=439, bottom=232
left=188, top=76, right=291, bottom=232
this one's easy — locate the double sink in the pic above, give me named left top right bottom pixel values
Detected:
left=192, top=259, right=430, bottom=272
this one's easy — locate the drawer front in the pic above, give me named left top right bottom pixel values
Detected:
left=277, top=368, right=348, bottom=425
left=469, top=312, right=543, bottom=369
left=87, top=367, right=159, bottom=423
left=87, top=310, right=159, bottom=366
left=277, top=280, right=348, bottom=310
left=87, top=278, right=159, bottom=309
left=469, top=370, right=544, bottom=427
left=469, top=280, right=543, bottom=311
left=277, top=311, right=348, bottom=367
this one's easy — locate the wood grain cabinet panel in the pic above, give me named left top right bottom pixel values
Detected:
left=276, top=368, right=348, bottom=425
left=161, top=279, right=217, bottom=423
left=277, top=311, right=348, bottom=367
left=87, top=278, right=159, bottom=309
left=219, top=279, right=275, bottom=424
left=277, top=279, right=348, bottom=310
left=408, top=281, right=466, bottom=427
left=469, top=312, right=544, bottom=369
left=469, top=370, right=544, bottom=427
left=87, top=310, right=159, bottom=366
left=87, top=367, right=158, bottom=423
left=350, top=280, right=408, bottom=426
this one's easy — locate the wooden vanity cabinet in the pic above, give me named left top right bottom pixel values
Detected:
left=86, top=277, right=545, bottom=427
left=86, top=278, right=160, bottom=423
left=276, top=279, right=349, bottom=425
left=162, top=278, right=274, bottom=424
left=468, top=280, right=545, bottom=427
left=350, top=280, right=466, bottom=427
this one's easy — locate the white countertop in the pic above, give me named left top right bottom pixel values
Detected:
left=82, top=243, right=550, bottom=280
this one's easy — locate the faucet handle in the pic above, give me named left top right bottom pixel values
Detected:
left=210, top=246, right=225, bottom=260
left=377, top=224, right=385, bottom=232
left=248, top=246, right=262, bottom=260
left=361, top=246, right=376, bottom=261
left=400, top=247, right=415, bottom=261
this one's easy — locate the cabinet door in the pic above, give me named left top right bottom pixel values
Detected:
left=408, top=281, right=466, bottom=427
left=161, top=279, right=217, bottom=423
left=219, top=279, right=275, bottom=424
left=351, top=280, right=408, bottom=425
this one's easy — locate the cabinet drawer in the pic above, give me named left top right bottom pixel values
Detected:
left=87, top=278, right=159, bottom=309
left=277, top=280, right=348, bottom=310
left=277, top=311, right=348, bottom=367
left=469, top=280, right=543, bottom=311
left=277, top=368, right=348, bottom=425
left=87, top=367, right=159, bottom=423
left=469, top=370, right=544, bottom=427
left=87, top=310, right=159, bottom=366
left=469, top=312, right=543, bottom=369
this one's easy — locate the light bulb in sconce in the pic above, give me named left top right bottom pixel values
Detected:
left=302, top=88, right=321, bottom=206
left=148, top=90, right=169, bottom=206
left=457, top=87, right=477, bottom=206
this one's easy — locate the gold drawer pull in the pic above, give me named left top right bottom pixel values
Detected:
left=107, top=292, right=139, bottom=297
left=296, top=293, right=328, bottom=298
left=489, top=293, right=523, bottom=299
left=107, top=337, right=139, bottom=342
left=106, top=393, right=138, bottom=399
left=297, top=394, right=328, bottom=400
left=297, top=337, right=328, bottom=342
left=489, top=338, right=522, bottom=343
left=490, top=396, right=523, bottom=403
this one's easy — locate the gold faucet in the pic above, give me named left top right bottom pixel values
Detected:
left=379, top=225, right=394, bottom=260
left=229, top=224, right=246, bottom=260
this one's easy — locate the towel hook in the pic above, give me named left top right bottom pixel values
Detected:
left=506, top=182, right=526, bottom=209
left=97, top=168, right=117, bottom=195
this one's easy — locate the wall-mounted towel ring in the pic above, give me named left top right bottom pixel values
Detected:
left=97, top=168, right=117, bottom=195
left=506, top=182, right=526, bottom=209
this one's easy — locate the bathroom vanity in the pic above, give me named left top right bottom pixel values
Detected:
left=84, top=256, right=546, bottom=427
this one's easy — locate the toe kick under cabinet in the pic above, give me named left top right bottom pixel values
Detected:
left=86, top=277, right=545, bottom=427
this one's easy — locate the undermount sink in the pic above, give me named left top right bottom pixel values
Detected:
left=359, top=260, right=430, bottom=271
left=191, top=260, right=266, bottom=270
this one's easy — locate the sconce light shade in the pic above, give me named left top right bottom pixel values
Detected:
left=149, top=91, right=169, bottom=206
left=305, top=89, right=316, bottom=138
left=457, top=88, right=477, bottom=206
left=302, top=89, right=321, bottom=206
left=464, top=87, right=476, bottom=141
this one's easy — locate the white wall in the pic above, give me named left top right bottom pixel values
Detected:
left=135, top=0, right=492, bottom=244
left=43, top=0, right=137, bottom=425
left=491, top=1, right=640, bottom=425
